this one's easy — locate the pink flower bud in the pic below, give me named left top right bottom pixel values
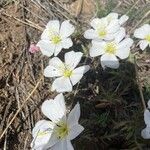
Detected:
left=29, top=44, right=40, bottom=53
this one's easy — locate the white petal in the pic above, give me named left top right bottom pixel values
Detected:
left=107, top=19, right=120, bottom=34
left=41, top=94, right=66, bottom=123
left=144, top=109, right=150, bottom=127
left=114, top=27, right=126, bottom=43
left=32, top=120, right=54, bottom=138
left=134, top=24, right=150, bottom=39
left=70, top=66, right=90, bottom=85
left=106, top=12, right=118, bottom=22
left=68, top=124, right=84, bottom=140
left=66, top=141, right=74, bottom=150
left=141, top=127, right=150, bottom=139
left=90, top=18, right=108, bottom=29
left=44, top=65, right=62, bottom=77
left=61, top=38, right=73, bottom=49
left=148, top=100, right=150, bottom=109
left=49, top=57, right=64, bottom=68
left=54, top=44, right=63, bottom=56
left=119, top=15, right=129, bottom=25
left=90, top=40, right=105, bottom=57
left=101, top=54, right=119, bottom=69
left=116, top=38, right=133, bottom=59
left=52, top=77, right=73, bottom=93
left=46, top=20, right=60, bottom=33
left=44, top=57, right=64, bottom=77
left=60, top=20, right=75, bottom=38
left=67, top=103, right=80, bottom=126
left=65, top=51, right=83, bottom=69
left=90, top=18, right=101, bottom=29
left=44, top=132, right=60, bottom=149
left=84, top=29, right=99, bottom=40
left=41, top=28, right=50, bottom=40
left=37, top=40, right=54, bottom=57
left=31, top=120, right=55, bottom=150
left=139, top=40, right=149, bottom=51
left=51, top=139, right=67, bottom=150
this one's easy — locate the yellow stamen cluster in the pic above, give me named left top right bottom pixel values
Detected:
left=55, top=122, right=69, bottom=139
left=145, top=34, right=150, bottom=42
left=63, top=69, right=73, bottom=77
left=51, top=35, right=62, bottom=44
left=105, top=42, right=117, bottom=54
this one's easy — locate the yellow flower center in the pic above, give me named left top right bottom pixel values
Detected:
left=145, top=34, right=150, bottom=42
left=98, top=29, right=107, bottom=37
left=63, top=69, right=73, bottom=77
left=105, top=42, right=117, bottom=54
left=51, top=35, right=62, bottom=44
left=55, top=122, right=69, bottom=139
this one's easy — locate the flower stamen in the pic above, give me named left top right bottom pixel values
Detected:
left=145, top=34, right=150, bottom=42
left=51, top=35, right=62, bottom=44
left=63, top=69, right=73, bottom=77
left=55, top=122, right=69, bottom=139
left=105, top=42, right=117, bottom=54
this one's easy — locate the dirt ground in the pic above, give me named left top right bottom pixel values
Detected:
left=0, top=0, right=150, bottom=150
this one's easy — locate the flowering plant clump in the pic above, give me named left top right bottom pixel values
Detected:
left=44, top=51, right=90, bottom=93
left=89, top=28, right=133, bottom=68
left=84, top=12, right=133, bottom=69
left=31, top=94, right=84, bottom=150
left=134, top=24, right=150, bottom=50
left=37, top=20, right=75, bottom=57
left=30, top=14, right=150, bottom=149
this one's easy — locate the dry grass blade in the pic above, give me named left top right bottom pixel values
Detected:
left=0, top=76, right=43, bottom=140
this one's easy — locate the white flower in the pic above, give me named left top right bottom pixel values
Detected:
left=89, top=28, right=133, bottom=69
left=141, top=100, right=150, bottom=139
left=37, top=20, right=75, bottom=57
left=31, top=94, right=84, bottom=150
left=84, top=16, right=121, bottom=41
left=106, top=12, right=129, bottom=25
left=44, top=51, right=90, bottom=93
left=134, top=24, right=150, bottom=50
